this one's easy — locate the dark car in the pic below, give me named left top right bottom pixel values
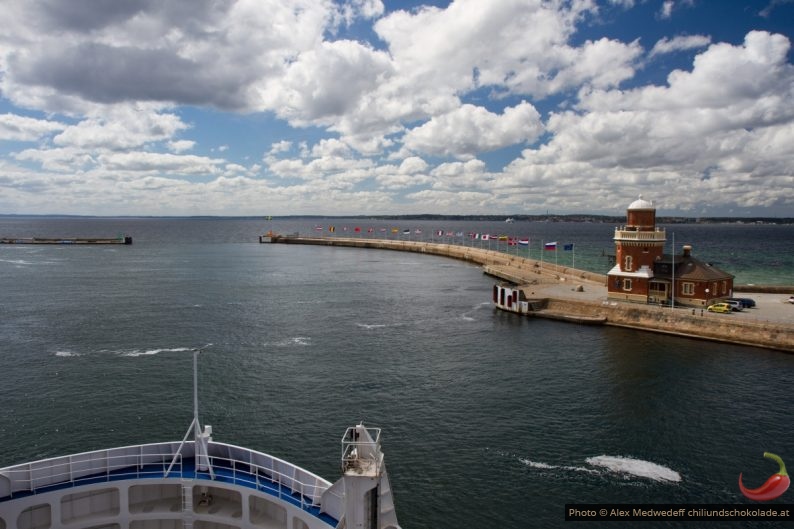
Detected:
left=727, top=297, right=756, bottom=308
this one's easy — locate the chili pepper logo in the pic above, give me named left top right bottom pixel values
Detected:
left=738, top=452, right=790, bottom=501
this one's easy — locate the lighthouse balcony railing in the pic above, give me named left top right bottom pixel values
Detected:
left=614, top=228, right=666, bottom=240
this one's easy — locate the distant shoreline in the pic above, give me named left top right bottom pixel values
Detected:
left=1, top=213, right=792, bottom=224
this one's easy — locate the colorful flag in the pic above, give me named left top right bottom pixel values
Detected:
left=436, top=230, right=444, bottom=236
left=544, top=241, right=557, bottom=250
left=415, top=228, right=422, bottom=234
left=455, top=231, right=463, bottom=237
left=354, top=227, right=361, bottom=233
left=314, top=225, right=323, bottom=231
left=402, top=229, right=410, bottom=235
left=391, top=227, right=399, bottom=233
left=564, top=243, right=574, bottom=251
left=518, top=238, right=529, bottom=246
left=481, top=234, right=490, bottom=240
left=368, top=227, right=374, bottom=233
left=329, top=226, right=335, bottom=232
left=379, top=227, right=387, bottom=232
left=498, top=235, right=508, bottom=241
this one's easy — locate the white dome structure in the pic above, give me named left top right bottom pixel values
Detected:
left=628, top=194, right=654, bottom=210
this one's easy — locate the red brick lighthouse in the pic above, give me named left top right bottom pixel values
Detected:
left=607, top=196, right=667, bottom=303
left=607, top=195, right=734, bottom=307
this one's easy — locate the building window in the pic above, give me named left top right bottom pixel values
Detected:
left=682, top=282, right=694, bottom=295
left=721, top=281, right=727, bottom=294
left=624, top=255, right=633, bottom=272
left=623, top=279, right=632, bottom=291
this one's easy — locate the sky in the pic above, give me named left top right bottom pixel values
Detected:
left=1, top=0, right=793, bottom=217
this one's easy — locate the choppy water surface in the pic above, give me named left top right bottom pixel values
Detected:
left=1, top=217, right=792, bottom=528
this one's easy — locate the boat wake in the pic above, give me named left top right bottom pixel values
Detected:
left=586, top=455, right=681, bottom=483
left=517, top=454, right=681, bottom=483
left=54, top=350, right=81, bottom=357
left=266, top=336, right=312, bottom=347
left=519, top=459, right=598, bottom=474
left=461, top=301, right=492, bottom=321
left=356, top=323, right=388, bottom=330
left=119, top=347, right=194, bottom=357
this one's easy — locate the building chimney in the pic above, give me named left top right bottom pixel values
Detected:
left=682, top=245, right=692, bottom=257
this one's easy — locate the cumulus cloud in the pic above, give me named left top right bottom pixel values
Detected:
left=403, top=102, right=544, bottom=159
left=505, top=31, right=794, bottom=212
left=0, top=0, right=792, bottom=216
left=0, top=113, right=65, bottom=141
left=649, top=35, right=711, bottom=57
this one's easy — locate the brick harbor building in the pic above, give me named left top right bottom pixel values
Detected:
left=607, top=196, right=734, bottom=307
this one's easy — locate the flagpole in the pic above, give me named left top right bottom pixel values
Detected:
left=540, top=240, right=543, bottom=271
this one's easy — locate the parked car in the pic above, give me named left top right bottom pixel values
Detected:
left=728, top=297, right=756, bottom=308
left=724, top=300, right=744, bottom=312
left=707, top=303, right=732, bottom=313
left=788, top=296, right=794, bottom=305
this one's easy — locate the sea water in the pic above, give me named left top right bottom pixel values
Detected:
left=1, top=217, right=793, bottom=529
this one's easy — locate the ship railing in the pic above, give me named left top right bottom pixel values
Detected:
left=0, top=442, right=185, bottom=499
left=0, top=441, right=335, bottom=518
left=341, top=426, right=383, bottom=475
left=202, top=442, right=333, bottom=512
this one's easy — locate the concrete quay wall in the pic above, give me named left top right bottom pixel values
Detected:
left=537, top=298, right=794, bottom=352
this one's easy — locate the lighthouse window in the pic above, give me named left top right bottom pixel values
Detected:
left=623, top=279, right=632, bottom=291
left=624, top=255, right=633, bottom=271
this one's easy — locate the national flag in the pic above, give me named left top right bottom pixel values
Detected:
left=498, top=235, right=508, bottom=241
left=564, top=243, right=574, bottom=251
left=455, top=231, right=463, bottom=237
left=446, top=231, right=454, bottom=237
left=402, top=229, right=410, bottom=235
left=368, top=228, right=374, bottom=233
left=329, top=226, right=335, bottom=232
left=508, top=238, right=517, bottom=246
left=474, top=233, right=480, bottom=239
left=314, top=225, right=323, bottom=231
left=354, top=227, right=361, bottom=233
left=343, top=226, right=348, bottom=231
left=481, top=234, right=490, bottom=240
left=391, top=227, right=399, bottom=233
left=415, top=228, right=422, bottom=234
left=379, top=227, right=386, bottom=232
left=436, top=230, right=444, bottom=236
left=518, top=238, right=529, bottom=246
left=544, top=241, right=557, bottom=250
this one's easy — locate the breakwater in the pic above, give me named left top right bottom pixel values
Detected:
left=267, top=234, right=607, bottom=284
left=0, top=236, right=132, bottom=245
left=268, top=235, right=794, bottom=353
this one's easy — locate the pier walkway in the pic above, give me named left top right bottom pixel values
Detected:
left=268, top=235, right=794, bottom=353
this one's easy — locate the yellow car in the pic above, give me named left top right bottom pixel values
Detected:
left=707, top=303, right=732, bottom=313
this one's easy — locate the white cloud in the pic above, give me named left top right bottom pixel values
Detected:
left=403, top=102, right=543, bottom=159
left=503, top=31, right=794, bottom=212
left=168, top=140, right=195, bottom=153
left=0, top=113, right=66, bottom=141
left=53, top=107, right=188, bottom=150
left=650, top=35, right=711, bottom=57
